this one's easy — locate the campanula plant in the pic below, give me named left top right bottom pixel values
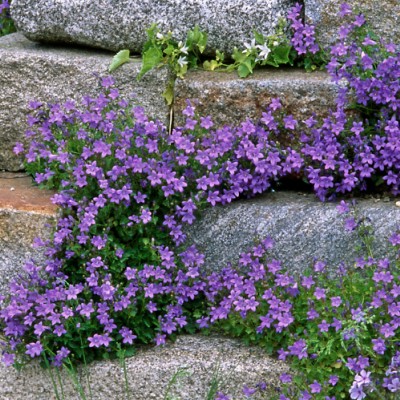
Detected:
left=1, top=2, right=400, bottom=400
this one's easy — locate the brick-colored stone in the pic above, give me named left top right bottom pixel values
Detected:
left=174, top=68, right=339, bottom=129
left=0, top=173, right=56, bottom=295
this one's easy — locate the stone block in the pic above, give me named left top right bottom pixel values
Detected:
left=305, top=0, right=400, bottom=50
left=186, top=191, right=400, bottom=274
left=11, top=0, right=296, bottom=55
left=174, top=68, right=339, bottom=129
left=0, top=173, right=56, bottom=295
left=0, top=33, right=170, bottom=171
left=0, top=335, right=288, bottom=399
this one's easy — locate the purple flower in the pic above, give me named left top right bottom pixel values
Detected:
left=354, top=370, right=371, bottom=387
left=119, top=327, right=137, bottom=344
left=25, top=341, right=43, bottom=358
left=288, top=339, right=308, bottom=360
left=349, top=383, right=366, bottom=400
left=309, top=381, right=321, bottom=393
left=279, top=373, right=292, bottom=383
left=2, top=353, right=15, bottom=367
left=243, top=385, right=257, bottom=397
left=88, top=334, right=112, bottom=348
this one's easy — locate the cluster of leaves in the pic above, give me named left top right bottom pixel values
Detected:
left=0, top=0, right=15, bottom=36
left=109, top=2, right=326, bottom=97
left=204, top=17, right=295, bottom=78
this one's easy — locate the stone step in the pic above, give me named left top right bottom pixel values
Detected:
left=0, top=34, right=341, bottom=172
left=0, top=33, right=170, bottom=171
left=10, top=0, right=295, bottom=55
left=186, top=191, right=400, bottom=274
left=1, top=173, right=399, bottom=293
left=0, top=172, right=56, bottom=295
left=174, top=68, right=338, bottom=128
left=305, top=0, right=400, bottom=50
left=0, top=335, right=288, bottom=400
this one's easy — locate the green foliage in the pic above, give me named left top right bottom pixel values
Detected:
left=109, top=50, right=131, bottom=72
left=110, top=15, right=326, bottom=92
left=0, top=1, right=15, bottom=37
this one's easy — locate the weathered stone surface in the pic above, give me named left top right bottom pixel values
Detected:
left=186, top=191, right=400, bottom=274
left=11, top=0, right=295, bottom=55
left=174, top=68, right=339, bottom=128
left=305, top=0, right=400, bottom=50
left=0, top=335, right=288, bottom=399
left=0, top=33, right=170, bottom=171
left=0, top=173, right=56, bottom=295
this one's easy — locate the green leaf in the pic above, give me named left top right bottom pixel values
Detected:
left=253, top=30, right=265, bottom=45
left=215, top=50, right=225, bottom=62
left=265, top=59, right=280, bottom=68
left=203, top=60, right=222, bottom=71
left=137, top=46, right=163, bottom=80
left=186, top=26, right=208, bottom=54
left=232, top=47, right=247, bottom=63
left=163, top=79, right=175, bottom=106
left=163, top=44, right=176, bottom=56
left=197, top=31, right=208, bottom=53
left=237, top=62, right=252, bottom=78
left=272, top=45, right=291, bottom=65
left=109, top=50, right=131, bottom=72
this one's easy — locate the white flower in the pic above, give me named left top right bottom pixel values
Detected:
left=156, top=33, right=164, bottom=40
left=178, top=41, right=189, bottom=55
left=273, top=41, right=279, bottom=47
left=177, top=56, right=188, bottom=68
left=242, top=39, right=256, bottom=53
left=256, top=43, right=271, bottom=60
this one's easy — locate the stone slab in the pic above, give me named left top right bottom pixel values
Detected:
left=186, top=191, right=400, bottom=274
left=0, top=335, right=288, bottom=399
left=0, top=173, right=56, bottom=296
left=305, top=0, right=400, bottom=50
left=11, top=0, right=296, bottom=55
left=174, top=68, right=339, bottom=129
left=0, top=33, right=170, bottom=171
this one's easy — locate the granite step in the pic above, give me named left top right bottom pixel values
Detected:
left=1, top=172, right=400, bottom=294
left=186, top=191, right=400, bottom=274
left=0, top=334, right=288, bottom=400
left=305, top=0, right=400, bottom=50
left=0, top=34, right=340, bottom=172
left=10, top=0, right=399, bottom=55
left=10, top=0, right=295, bottom=55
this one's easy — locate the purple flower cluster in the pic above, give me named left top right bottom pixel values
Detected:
left=287, top=3, right=319, bottom=55
left=0, top=0, right=10, bottom=14
left=3, top=75, right=306, bottom=369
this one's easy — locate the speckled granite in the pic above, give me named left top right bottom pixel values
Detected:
left=305, top=0, right=400, bottom=50
left=0, top=33, right=170, bottom=171
left=0, top=335, right=288, bottom=400
left=174, top=68, right=339, bottom=128
left=11, top=0, right=296, bottom=55
left=186, top=191, right=400, bottom=274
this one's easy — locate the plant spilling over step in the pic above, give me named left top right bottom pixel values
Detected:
left=0, top=0, right=15, bottom=36
left=1, top=2, right=400, bottom=400
left=110, top=3, right=328, bottom=104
